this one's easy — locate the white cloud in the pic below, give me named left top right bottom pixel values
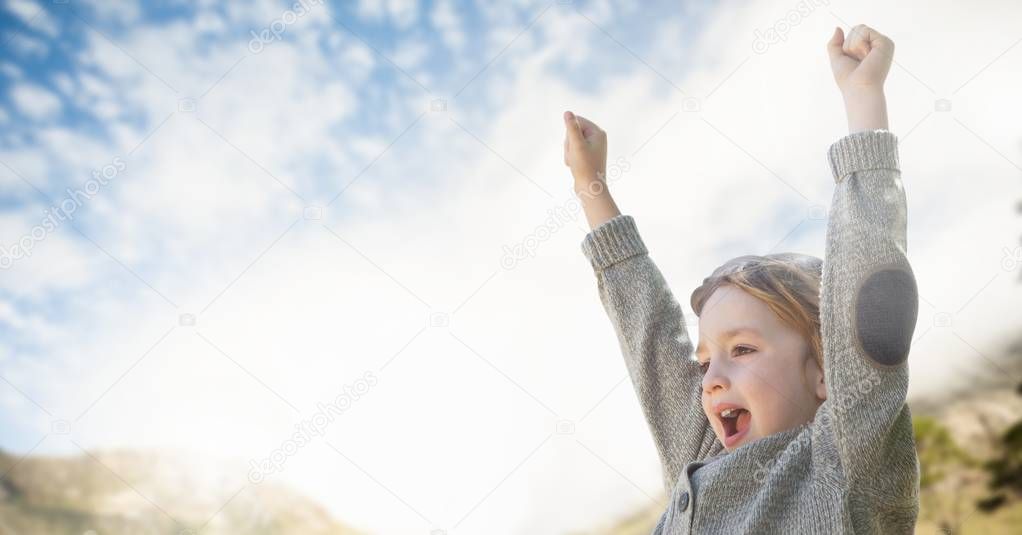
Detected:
left=0, top=210, right=97, bottom=296
left=6, top=0, right=59, bottom=37
left=356, top=0, right=385, bottom=21
left=339, top=41, right=375, bottom=83
left=390, top=38, right=430, bottom=72
left=80, top=0, right=141, bottom=26
left=0, top=62, right=23, bottom=79
left=9, top=83, right=62, bottom=120
left=77, top=72, right=109, bottom=100
left=431, top=0, right=465, bottom=51
left=0, top=148, right=51, bottom=189
left=386, top=0, right=418, bottom=29
left=193, top=9, right=225, bottom=34
left=51, top=72, right=73, bottom=94
left=4, top=32, right=48, bottom=58
left=357, top=0, right=418, bottom=28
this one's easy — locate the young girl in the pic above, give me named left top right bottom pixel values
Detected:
left=563, top=25, right=919, bottom=533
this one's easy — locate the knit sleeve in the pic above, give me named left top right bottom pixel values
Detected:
left=581, top=215, right=724, bottom=494
left=814, top=129, right=920, bottom=498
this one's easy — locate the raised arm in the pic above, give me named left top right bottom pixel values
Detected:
left=581, top=215, right=723, bottom=492
left=563, top=112, right=723, bottom=493
left=562, top=111, right=621, bottom=230
left=817, top=26, right=919, bottom=491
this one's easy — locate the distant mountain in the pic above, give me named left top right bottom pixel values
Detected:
left=0, top=448, right=362, bottom=534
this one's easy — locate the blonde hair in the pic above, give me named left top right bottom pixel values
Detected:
left=690, top=253, right=824, bottom=367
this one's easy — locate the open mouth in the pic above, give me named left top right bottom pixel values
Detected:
left=718, top=407, right=751, bottom=448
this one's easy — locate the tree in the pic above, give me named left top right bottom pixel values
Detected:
left=914, top=415, right=982, bottom=531
left=977, top=381, right=1022, bottom=512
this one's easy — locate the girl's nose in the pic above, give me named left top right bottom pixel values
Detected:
left=701, top=360, right=730, bottom=393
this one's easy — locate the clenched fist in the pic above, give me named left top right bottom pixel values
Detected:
left=827, top=25, right=892, bottom=133
left=827, top=24, right=894, bottom=94
left=563, top=111, right=607, bottom=186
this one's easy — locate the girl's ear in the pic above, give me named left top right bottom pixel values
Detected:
left=803, top=352, right=827, bottom=401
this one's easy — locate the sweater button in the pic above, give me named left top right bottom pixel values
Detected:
left=677, top=490, right=690, bottom=512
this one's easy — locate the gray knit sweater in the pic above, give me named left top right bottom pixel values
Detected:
left=580, top=129, right=920, bottom=534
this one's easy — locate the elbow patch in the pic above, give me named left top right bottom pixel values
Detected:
left=853, top=262, right=919, bottom=368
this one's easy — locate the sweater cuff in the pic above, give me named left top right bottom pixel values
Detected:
left=827, top=129, right=899, bottom=184
left=580, top=214, right=648, bottom=271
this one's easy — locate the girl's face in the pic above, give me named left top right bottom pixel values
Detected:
left=695, top=284, right=827, bottom=451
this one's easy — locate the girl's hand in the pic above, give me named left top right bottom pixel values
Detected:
left=827, top=25, right=892, bottom=133
left=563, top=111, right=607, bottom=186
left=826, top=24, right=894, bottom=94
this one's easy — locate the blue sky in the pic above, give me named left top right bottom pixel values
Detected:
left=0, top=1, right=710, bottom=150
left=1, top=0, right=1020, bottom=532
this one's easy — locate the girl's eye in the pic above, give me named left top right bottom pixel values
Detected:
left=699, top=347, right=754, bottom=374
